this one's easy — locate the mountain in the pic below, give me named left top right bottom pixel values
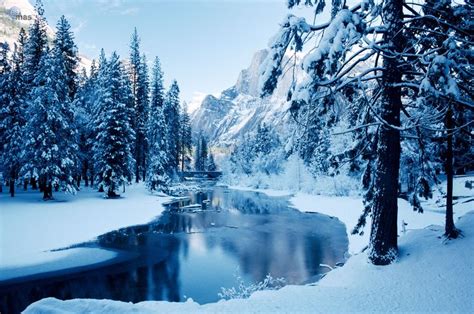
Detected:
left=0, top=0, right=91, bottom=72
left=190, top=49, right=301, bottom=148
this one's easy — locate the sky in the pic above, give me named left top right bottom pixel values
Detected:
left=38, top=0, right=294, bottom=105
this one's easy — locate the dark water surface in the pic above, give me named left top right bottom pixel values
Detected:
left=0, top=186, right=348, bottom=313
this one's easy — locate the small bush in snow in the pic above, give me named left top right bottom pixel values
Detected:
left=218, top=274, right=286, bottom=300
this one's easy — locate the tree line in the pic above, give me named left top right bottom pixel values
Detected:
left=0, top=1, right=194, bottom=199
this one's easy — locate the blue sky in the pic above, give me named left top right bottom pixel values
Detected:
left=40, top=0, right=292, bottom=103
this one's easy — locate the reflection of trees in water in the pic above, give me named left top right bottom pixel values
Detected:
left=220, top=190, right=291, bottom=215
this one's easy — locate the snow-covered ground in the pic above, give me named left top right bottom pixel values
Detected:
left=0, top=184, right=170, bottom=279
left=23, top=175, right=474, bottom=313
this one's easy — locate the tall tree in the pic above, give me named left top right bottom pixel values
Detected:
left=194, top=134, right=208, bottom=171
left=93, top=52, right=135, bottom=198
left=0, top=43, right=13, bottom=194
left=179, top=101, right=193, bottom=172
left=74, top=65, right=97, bottom=187
left=53, top=15, right=79, bottom=100
left=164, top=80, right=181, bottom=173
left=21, top=51, right=78, bottom=200
left=0, top=36, right=27, bottom=197
left=406, top=0, right=473, bottom=238
left=146, top=57, right=169, bottom=192
left=135, top=54, right=150, bottom=181
left=206, top=153, right=217, bottom=172
left=23, top=0, right=48, bottom=88
left=128, top=28, right=150, bottom=182
left=90, top=51, right=109, bottom=190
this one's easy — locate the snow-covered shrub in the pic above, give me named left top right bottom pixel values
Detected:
left=218, top=274, right=286, bottom=300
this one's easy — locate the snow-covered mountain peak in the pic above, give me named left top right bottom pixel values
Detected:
left=234, top=49, right=269, bottom=97
left=190, top=48, right=301, bottom=147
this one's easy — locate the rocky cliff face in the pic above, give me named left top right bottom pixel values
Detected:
left=191, top=49, right=301, bottom=148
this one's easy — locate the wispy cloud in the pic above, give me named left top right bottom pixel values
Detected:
left=95, top=0, right=139, bottom=15
left=119, top=7, right=139, bottom=16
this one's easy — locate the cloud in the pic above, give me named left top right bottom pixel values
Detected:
left=95, top=0, right=139, bottom=15
left=119, top=7, right=139, bottom=16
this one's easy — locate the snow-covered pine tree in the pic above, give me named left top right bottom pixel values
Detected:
left=145, top=56, right=169, bottom=192
left=0, top=38, right=27, bottom=197
left=404, top=0, right=473, bottom=238
left=135, top=54, right=150, bottom=181
left=21, top=49, right=78, bottom=200
left=93, top=52, right=135, bottom=198
left=90, top=50, right=109, bottom=190
left=53, top=16, right=79, bottom=100
left=179, top=101, right=193, bottom=172
left=23, top=0, right=48, bottom=89
left=74, top=65, right=98, bottom=187
left=128, top=28, right=149, bottom=182
left=207, top=153, right=217, bottom=172
left=0, top=43, right=12, bottom=193
left=194, top=134, right=208, bottom=171
left=164, top=80, right=181, bottom=173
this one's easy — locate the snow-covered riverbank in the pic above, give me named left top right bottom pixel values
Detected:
left=0, top=184, right=170, bottom=279
left=23, top=175, right=474, bottom=313
left=25, top=212, right=474, bottom=313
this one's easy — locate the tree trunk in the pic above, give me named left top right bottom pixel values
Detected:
left=9, top=179, right=14, bottom=197
left=445, top=107, right=459, bottom=238
left=43, top=181, right=53, bottom=200
left=142, top=140, right=147, bottom=180
left=135, top=135, right=143, bottom=183
left=23, top=179, right=28, bottom=191
left=31, top=178, right=38, bottom=190
left=368, top=0, right=403, bottom=265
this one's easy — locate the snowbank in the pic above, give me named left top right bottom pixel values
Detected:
left=0, top=248, right=118, bottom=282
left=24, top=211, right=474, bottom=313
left=0, top=184, right=170, bottom=274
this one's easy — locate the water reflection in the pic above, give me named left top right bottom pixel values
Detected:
left=0, top=187, right=348, bottom=312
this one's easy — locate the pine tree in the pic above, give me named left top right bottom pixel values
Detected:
left=146, top=57, right=169, bottom=192
left=93, top=52, right=135, bottom=198
left=53, top=15, right=79, bottom=100
left=179, top=101, right=193, bottom=172
left=207, top=153, right=217, bottom=172
left=21, top=50, right=78, bottom=200
left=23, top=0, right=48, bottom=88
left=164, top=80, right=181, bottom=173
left=0, top=38, right=27, bottom=197
left=89, top=51, right=109, bottom=190
left=135, top=54, right=150, bottom=181
left=194, top=134, right=208, bottom=171
left=128, top=28, right=149, bottom=182
left=405, top=0, right=473, bottom=238
left=0, top=43, right=13, bottom=193
left=74, top=66, right=97, bottom=187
